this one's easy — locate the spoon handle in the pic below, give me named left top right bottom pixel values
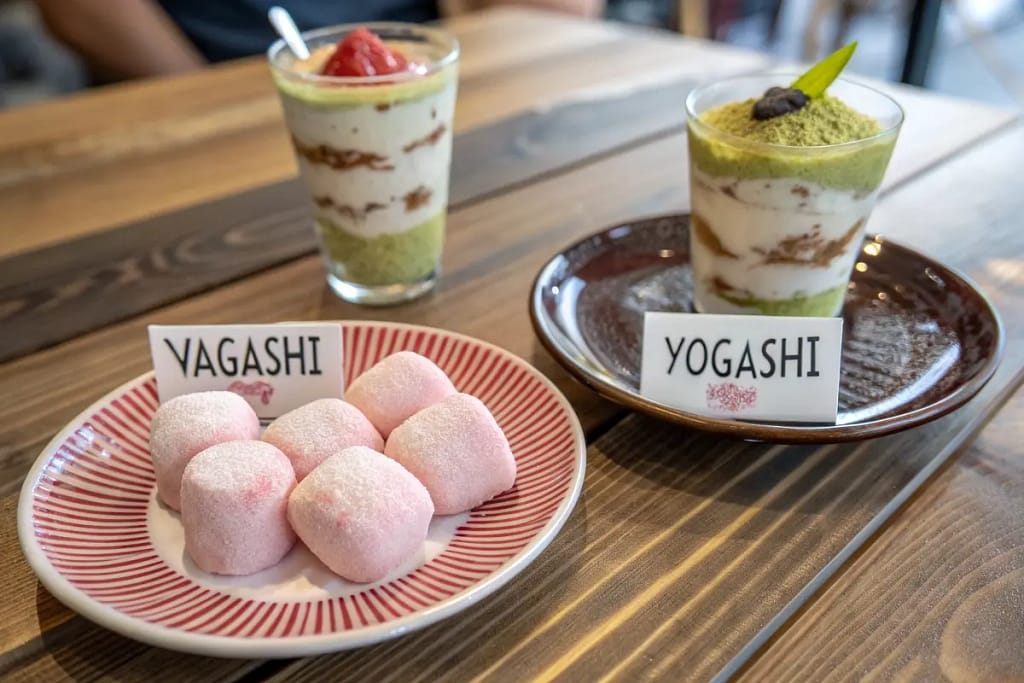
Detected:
left=269, top=6, right=311, bottom=60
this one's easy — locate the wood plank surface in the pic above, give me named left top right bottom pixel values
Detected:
left=0, top=15, right=773, bottom=363
left=241, top=126, right=1024, bottom=683
left=0, top=9, right=763, bottom=260
left=738, top=384, right=1024, bottom=682
left=261, top=371, right=1023, bottom=683
left=0, top=76, right=1012, bottom=364
left=0, top=9, right=620, bottom=257
left=0, top=127, right=695, bottom=497
left=5, top=116, right=1019, bottom=498
left=0, top=499, right=261, bottom=683
left=1, top=10, right=1021, bottom=681
left=3, top=376, right=1018, bottom=683
left=3, top=11, right=1016, bottom=363
left=0, top=74, right=703, bottom=364
left=2, top=117, right=1022, bottom=681
left=729, top=121, right=1024, bottom=683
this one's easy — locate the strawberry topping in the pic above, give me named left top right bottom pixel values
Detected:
left=321, top=27, right=410, bottom=77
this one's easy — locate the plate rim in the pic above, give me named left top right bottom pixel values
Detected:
left=17, top=320, right=587, bottom=658
left=529, top=212, right=1005, bottom=444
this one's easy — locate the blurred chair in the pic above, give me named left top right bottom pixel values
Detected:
left=804, top=0, right=940, bottom=85
left=803, top=0, right=874, bottom=59
left=676, top=0, right=940, bottom=86
left=677, top=0, right=784, bottom=40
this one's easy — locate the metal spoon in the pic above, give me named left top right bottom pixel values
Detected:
left=268, top=6, right=310, bottom=59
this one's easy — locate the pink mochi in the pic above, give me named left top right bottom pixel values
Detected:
left=344, top=351, right=456, bottom=438
left=288, top=446, right=433, bottom=583
left=180, top=440, right=297, bottom=576
left=384, top=393, right=516, bottom=515
left=149, top=391, right=260, bottom=510
left=261, top=398, right=383, bottom=481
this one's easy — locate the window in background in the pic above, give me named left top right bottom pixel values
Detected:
left=607, top=0, right=1024, bottom=108
left=2, top=0, right=1022, bottom=109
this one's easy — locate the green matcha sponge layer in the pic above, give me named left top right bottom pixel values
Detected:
left=318, top=211, right=444, bottom=286
left=689, top=96, right=897, bottom=192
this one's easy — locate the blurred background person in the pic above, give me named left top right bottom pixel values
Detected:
left=2, top=0, right=1020, bottom=109
left=32, top=0, right=603, bottom=82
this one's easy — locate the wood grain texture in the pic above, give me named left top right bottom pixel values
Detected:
left=0, top=70, right=1012, bottom=364
left=738, top=382, right=1024, bottom=683
left=0, top=499, right=260, bottom=683
left=0, top=17, right=1021, bottom=676
left=2, top=122, right=1023, bottom=682
left=0, top=9, right=763, bottom=260
left=732, top=124, right=1024, bottom=683
left=0, top=495, right=71, bottom=656
left=255, top=137, right=1024, bottom=679
left=0, top=8, right=620, bottom=258
left=0, top=74, right=700, bottom=364
left=0, top=15, right=772, bottom=362
left=0, top=66, right=1011, bottom=362
left=867, top=82, right=1017, bottom=192
left=3, top=11, right=1014, bottom=362
left=260, top=372, right=1021, bottom=683
left=3, top=376, right=1017, bottom=683
left=0, top=127, right=699, bottom=497
left=3, top=121, right=1022, bottom=500
left=241, top=118, right=1024, bottom=678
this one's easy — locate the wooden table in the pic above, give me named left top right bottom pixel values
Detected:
left=1, top=8, right=1022, bottom=681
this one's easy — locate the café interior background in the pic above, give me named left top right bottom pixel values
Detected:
left=1, top=0, right=1022, bottom=109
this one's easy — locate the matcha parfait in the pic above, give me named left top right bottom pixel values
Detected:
left=685, top=52, right=902, bottom=317
left=269, top=24, right=459, bottom=305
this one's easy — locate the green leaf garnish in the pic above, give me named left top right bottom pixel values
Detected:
left=791, top=42, right=857, bottom=98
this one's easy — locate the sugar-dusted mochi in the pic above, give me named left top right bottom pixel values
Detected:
left=288, top=446, right=433, bottom=583
left=180, top=440, right=297, bottom=576
left=149, top=391, right=260, bottom=510
left=344, top=351, right=456, bottom=438
left=384, top=393, right=516, bottom=515
left=262, top=398, right=383, bottom=481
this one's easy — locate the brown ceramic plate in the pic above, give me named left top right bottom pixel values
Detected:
left=530, top=214, right=1004, bottom=443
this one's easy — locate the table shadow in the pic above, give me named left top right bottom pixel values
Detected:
left=589, top=412, right=896, bottom=515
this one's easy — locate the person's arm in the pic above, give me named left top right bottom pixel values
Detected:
left=34, top=0, right=205, bottom=81
left=443, top=0, right=604, bottom=18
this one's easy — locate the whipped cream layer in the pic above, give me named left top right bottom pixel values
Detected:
left=690, top=167, right=876, bottom=314
left=276, top=44, right=457, bottom=239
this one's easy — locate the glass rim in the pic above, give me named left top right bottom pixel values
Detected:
left=267, top=22, right=460, bottom=86
left=685, top=73, right=905, bottom=153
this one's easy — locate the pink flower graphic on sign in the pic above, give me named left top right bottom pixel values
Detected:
left=228, top=380, right=274, bottom=405
left=706, top=382, right=757, bottom=413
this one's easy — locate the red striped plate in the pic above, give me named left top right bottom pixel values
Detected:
left=18, top=322, right=585, bottom=657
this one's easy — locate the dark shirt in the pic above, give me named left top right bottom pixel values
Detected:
left=158, top=0, right=440, bottom=62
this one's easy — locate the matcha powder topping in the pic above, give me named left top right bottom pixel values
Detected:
left=701, top=95, right=882, bottom=146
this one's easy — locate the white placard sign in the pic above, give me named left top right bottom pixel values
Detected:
left=148, top=323, right=343, bottom=418
left=640, top=312, right=843, bottom=423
